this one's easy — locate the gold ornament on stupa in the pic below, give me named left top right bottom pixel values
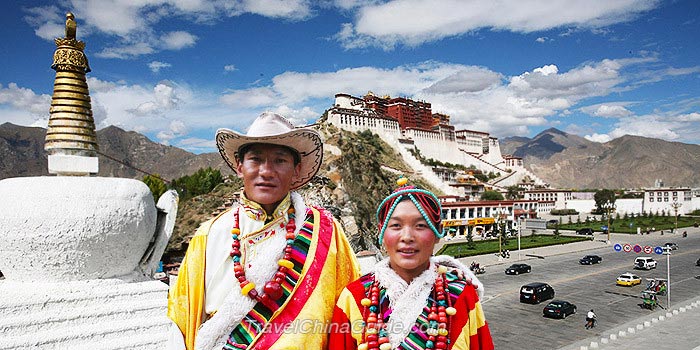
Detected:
left=45, top=12, right=98, bottom=157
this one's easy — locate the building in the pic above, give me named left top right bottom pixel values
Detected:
left=326, top=92, right=548, bottom=191
left=523, top=189, right=574, bottom=211
left=439, top=198, right=539, bottom=237
left=642, top=187, right=695, bottom=215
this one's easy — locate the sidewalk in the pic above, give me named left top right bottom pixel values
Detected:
left=560, top=296, right=700, bottom=350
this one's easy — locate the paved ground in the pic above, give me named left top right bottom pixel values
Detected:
left=436, top=228, right=700, bottom=350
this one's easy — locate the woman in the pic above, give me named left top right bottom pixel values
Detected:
left=329, top=178, right=493, bottom=350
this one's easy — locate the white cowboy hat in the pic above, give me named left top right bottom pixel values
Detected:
left=216, top=112, right=323, bottom=189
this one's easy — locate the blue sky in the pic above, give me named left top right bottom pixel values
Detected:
left=1, top=0, right=699, bottom=153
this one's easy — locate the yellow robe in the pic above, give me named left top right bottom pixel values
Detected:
left=168, top=204, right=360, bottom=350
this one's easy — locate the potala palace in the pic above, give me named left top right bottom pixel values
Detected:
left=326, top=92, right=547, bottom=197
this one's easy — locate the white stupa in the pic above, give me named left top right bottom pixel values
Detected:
left=0, top=13, right=178, bottom=349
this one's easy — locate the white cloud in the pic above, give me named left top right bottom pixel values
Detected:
left=160, top=31, right=197, bottom=50
left=23, top=1, right=313, bottom=59
left=23, top=5, right=64, bottom=40
left=148, top=61, right=172, bottom=73
left=675, top=112, right=700, bottom=122
left=584, top=133, right=612, bottom=143
left=97, top=42, right=155, bottom=59
left=535, top=37, right=547, bottom=43
left=580, top=103, right=634, bottom=118
left=224, top=65, right=237, bottom=72
left=0, top=83, right=51, bottom=117
left=214, top=57, right=677, bottom=138
left=604, top=114, right=682, bottom=141
left=338, top=0, right=660, bottom=49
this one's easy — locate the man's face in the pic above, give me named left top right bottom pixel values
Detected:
left=236, top=144, right=301, bottom=212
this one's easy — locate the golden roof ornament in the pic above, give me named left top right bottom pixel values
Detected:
left=45, top=12, right=99, bottom=175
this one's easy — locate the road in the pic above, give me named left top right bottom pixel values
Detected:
left=467, top=230, right=700, bottom=350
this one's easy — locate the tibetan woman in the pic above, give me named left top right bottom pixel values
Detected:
left=329, top=178, right=494, bottom=350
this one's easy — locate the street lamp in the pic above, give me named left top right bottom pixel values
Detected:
left=663, top=246, right=672, bottom=308
left=517, top=215, right=524, bottom=260
left=671, top=201, right=682, bottom=233
left=602, top=201, right=616, bottom=243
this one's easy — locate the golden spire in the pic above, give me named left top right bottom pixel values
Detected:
left=45, top=12, right=98, bottom=157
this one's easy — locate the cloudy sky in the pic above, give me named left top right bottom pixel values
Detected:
left=1, top=0, right=699, bottom=153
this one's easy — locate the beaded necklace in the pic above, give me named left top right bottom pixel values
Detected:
left=229, top=206, right=297, bottom=311
left=359, top=266, right=457, bottom=350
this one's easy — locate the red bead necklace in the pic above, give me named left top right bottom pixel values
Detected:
left=230, top=207, right=297, bottom=311
left=359, top=266, right=457, bottom=350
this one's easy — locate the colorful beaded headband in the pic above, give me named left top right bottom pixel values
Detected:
left=376, top=177, right=444, bottom=245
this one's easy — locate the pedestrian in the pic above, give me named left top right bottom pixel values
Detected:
left=167, top=112, right=361, bottom=350
left=328, top=178, right=493, bottom=349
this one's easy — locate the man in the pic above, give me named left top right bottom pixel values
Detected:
left=167, top=112, right=360, bottom=350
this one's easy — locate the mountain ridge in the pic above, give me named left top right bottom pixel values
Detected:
left=1, top=123, right=698, bottom=189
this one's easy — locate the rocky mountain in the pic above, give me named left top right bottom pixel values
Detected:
left=501, top=128, right=700, bottom=189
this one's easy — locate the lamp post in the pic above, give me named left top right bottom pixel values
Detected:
left=602, top=201, right=616, bottom=243
left=671, top=201, right=681, bottom=233
left=517, top=215, right=523, bottom=260
left=664, top=246, right=671, bottom=308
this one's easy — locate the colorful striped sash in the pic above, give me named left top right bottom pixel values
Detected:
left=222, top=207, right=315, bottom=350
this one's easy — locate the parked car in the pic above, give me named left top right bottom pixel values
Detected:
left=616, top=272, right=642, bottom=286
left=543, top=300, right=577, bottom=319
left=696, top=257, right=700, bottom=266
left=576, top=228, right=594, bottom=235
left=505, top=263, right=531, bottom=275
left=634, top=257, right=657, bottom=270
left=520, top=282, right=555, bottom=304
left=663, top=242, right=679, bottom=250
left=579, top=255, right=602, bottom=265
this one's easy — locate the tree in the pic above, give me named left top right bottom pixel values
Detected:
left=553, top=224, right=560, bottom=239
left=466, top=229, right=475, bottom=249
left=594, top=189, right=616, bottom=214
left=481, top=190, right=504, bottom=201
left=505, top=185, right=523, bottom=200
left=142, top=174, right=167, bottom=201
left=171, top=167, right=224, bottom=201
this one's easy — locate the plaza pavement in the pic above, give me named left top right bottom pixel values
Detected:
left=435, top=229, right=700, bottom=350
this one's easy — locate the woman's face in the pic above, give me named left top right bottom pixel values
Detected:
left=383, top=200, right=438, bottom=283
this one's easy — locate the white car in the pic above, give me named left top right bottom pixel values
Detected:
left=634, top=257, right=657, bottom=270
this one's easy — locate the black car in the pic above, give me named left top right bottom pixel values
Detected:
left=520, top=282, right=555, bottom=304
left=696, top=257, right=700, bottom=266
left=663, top=242, right=679, bottom=250
left=576, top=228, right=594, bottom=235
left=579, top=255, right=602, bottom=265
left=543, top=300, right=577, bottom=319
left=505, top=263, right=531, bottom=275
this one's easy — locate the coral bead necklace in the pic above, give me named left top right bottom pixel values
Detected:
left=230, top=207, right=297, bottom=310
left=359, top=266, right=457, bottom=350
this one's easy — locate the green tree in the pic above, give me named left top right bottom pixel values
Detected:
left=505, top=185, right=523, bottom=200
left=553, top=223, right=560, bottom=239
left=466, top=230, right=475, bottom=249
left=171, top=167, right=224, bottom=201
left=142, top=174, right=167, bottom=201
left=481, top=190, right=504, bottom=201
left=594, top=189, right=616, bottom=214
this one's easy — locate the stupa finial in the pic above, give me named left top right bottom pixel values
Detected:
left=45, top=12, right=99, bottom=175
